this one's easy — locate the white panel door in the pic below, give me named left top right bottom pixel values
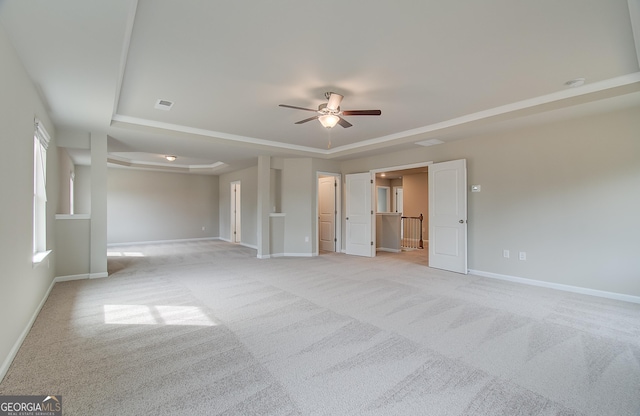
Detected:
left=346, top=172, right=374, bottom=257
left=394, top=187, right=403, bottom=214
left=319, top=176, right=336, bottom=252
left=428, top=159, right=467, bottom=273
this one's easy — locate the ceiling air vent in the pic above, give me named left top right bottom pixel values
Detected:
left=154, top=99, right=174, bottom=111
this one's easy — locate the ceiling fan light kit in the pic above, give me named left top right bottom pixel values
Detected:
left=319, top=114, right=340, bottom=128
left=279, top=92, right=381, bottom=129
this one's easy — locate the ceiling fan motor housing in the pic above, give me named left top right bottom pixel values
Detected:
left=318, top=103, right=340, bottom=115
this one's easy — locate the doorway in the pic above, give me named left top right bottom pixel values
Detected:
left=317, top=173, right=341, bottom=254
left=366, top=160, right=467, bottom=274
left=230, top=181, right=241, bottom=243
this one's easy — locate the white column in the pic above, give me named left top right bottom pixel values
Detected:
left=90, top=132, right=108, bottom=277
left=256, top=155, right=271, bottom=258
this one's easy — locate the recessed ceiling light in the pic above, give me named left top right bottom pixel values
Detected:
left=155, top=99, right=174, bottom=110
left=165, top=155, right=177, bottom=162
left=565, top=78, right=585, bottom=88
left=415, top=139, right=444, bottom=147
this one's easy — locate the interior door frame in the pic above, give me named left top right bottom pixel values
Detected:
left=370, top=162, right=433, bottom=256
left=230, top=180, right=241, bottom=243
left=315, top=172, right=342, bottom=256
left=393, top=186, right=403, bottom=214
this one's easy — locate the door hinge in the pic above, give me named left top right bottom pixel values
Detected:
left=334, top=238, right=337, bottom=242
left=371, top=241, right=374, bottom=246
left=370, top=179, right=373, bottom=184
left=371, top=210, right=374, bottom=215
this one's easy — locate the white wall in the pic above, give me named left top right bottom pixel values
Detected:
left=0, top=25, right=58, bottom=379
left=341, top=106, right=640, bottom=297
left=107, top=168, right=219, bottom=244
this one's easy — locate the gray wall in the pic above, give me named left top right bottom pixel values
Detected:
left=74, top=165, right=91, bottom=215
left=107, top=168, right=219, bottom=244
left=218, top=157, right=341, bottom=255
left=403, top=172, right=428, bottom=236
left=282, top=158, right=314, bottom=254
left=0, top=25, right=58, bottom=379
left=341, top=106, right=640, bottom=297
left=55, top=218, right=90, bottom=277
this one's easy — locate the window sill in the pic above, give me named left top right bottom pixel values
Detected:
left=32, top=250, right=52, bottom=268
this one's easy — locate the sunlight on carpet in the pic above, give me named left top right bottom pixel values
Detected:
left=103, top=305, right=218, bottom=326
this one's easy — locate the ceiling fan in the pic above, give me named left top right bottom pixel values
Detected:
left=279, top=92, right=381, bottom=129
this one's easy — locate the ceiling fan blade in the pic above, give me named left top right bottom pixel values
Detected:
left=295, top=116, right=319, bottom=124
left=326, top=93, right=344, bottom=110
left=337, top=117, right=352, bottom=128
left=341, top=110, right=382, bottom=116
left=279, top=104, right=318, bottom=112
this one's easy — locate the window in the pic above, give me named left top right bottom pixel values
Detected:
left=33, top=119, right=50, bottom=263
left=69, top=171, right=75, bottom=215
left=376, top=186, right=390, bottom=213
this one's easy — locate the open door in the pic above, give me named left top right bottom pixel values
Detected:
left=393, top=186, right=403, bottom=214
left=345, top=172, right=374, bottom=257
left=428, top=159, right=467, bottom=273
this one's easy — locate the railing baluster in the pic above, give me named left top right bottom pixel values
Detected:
left=400, top=213, right=423, bottom=249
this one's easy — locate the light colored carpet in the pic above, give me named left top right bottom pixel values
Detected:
left=1, top=240, right=639, bottom=415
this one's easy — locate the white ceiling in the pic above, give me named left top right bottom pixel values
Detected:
left=1, top=0, right=639, bottom=174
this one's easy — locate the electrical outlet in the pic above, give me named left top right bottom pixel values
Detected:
left=305, top=236, right=309, bottom=242
left=519, top=252, right=526, bottom=260
left=202, top=226, right=205, bottom=231
left=503, top=249, right=510, bottom=258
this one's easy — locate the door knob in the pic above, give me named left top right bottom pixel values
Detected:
left=459, top=219, right=464, bottom=223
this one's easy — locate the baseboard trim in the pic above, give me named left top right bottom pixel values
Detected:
left=55, top=273, right=90, bottom=282
left=469, top=269, right=640, bottom=304
left=107, top=237, right=220, bottom=247
left=376, top=247, right=401, bottom=253
left=240, top=242, right=258, bottom=250
left=258, top=253, right=315, bottom=258
left=90, top=272, right=108, bottom=279
left=0, top=278, right=56, bottom=383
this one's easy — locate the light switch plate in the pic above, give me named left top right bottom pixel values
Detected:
left=471, top=185, right=481, bottom=192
